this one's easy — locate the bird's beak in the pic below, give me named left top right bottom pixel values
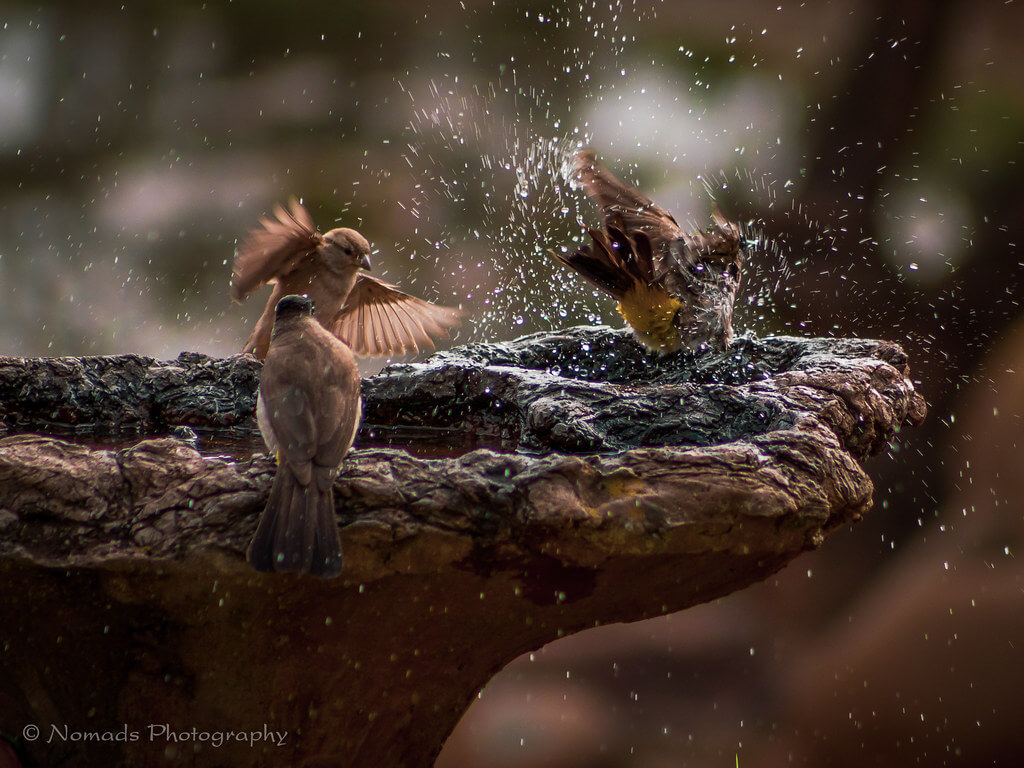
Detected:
left=359, top=252, right=372, bottom=270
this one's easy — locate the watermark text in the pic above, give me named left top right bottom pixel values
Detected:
left=22, top=722, right=288, bottom=748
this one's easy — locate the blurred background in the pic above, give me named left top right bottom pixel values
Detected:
left=2, top=0, right=1022, bottom=765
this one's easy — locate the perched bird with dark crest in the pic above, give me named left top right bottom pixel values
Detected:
left=232, top=198, right=463, bottom=360
left=553, top=150, right=743, bottom=353
left=248, top=294, right=360, bottom=578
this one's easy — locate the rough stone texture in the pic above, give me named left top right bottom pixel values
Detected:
left=0, top=326, right=925, bottom=768
left=362, top=327, right=926, bottom=457
left=0, top=351, right=261, bottom=437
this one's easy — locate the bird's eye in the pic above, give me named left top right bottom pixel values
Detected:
left=343, top=246, right=353, bottom=255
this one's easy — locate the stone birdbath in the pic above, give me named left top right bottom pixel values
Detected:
left=0, top=326, right=925, bottom=767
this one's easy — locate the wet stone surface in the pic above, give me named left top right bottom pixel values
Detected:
left=0, top=325, right=924, bottom=459
left=362, top=325, right=924, bottom=455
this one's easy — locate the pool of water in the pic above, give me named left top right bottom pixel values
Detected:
left=35, top=422, right=517, bottom=462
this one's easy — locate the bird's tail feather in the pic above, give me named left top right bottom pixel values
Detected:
left=248, top=466, right=343, bottom=578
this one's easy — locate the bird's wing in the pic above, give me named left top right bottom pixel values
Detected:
left=674, top=204, right=744, bottom=273
left=305, top=325, right=362, bottom=469
left=572, top=150, right=683, bottom=251
left=315, top=384, right=362, bottom=473
left=231, top=197, right=322, bottom=301
left=258, top=360, right=317, bottom=482
left=550, top=227, right=655, bottom=300
left=332, top=273, right=464, bottom=357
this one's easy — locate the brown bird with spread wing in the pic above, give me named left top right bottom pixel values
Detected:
left=554, top=150, right=743, bottom=353
left=232, top=198, right=463, bottom=359
left=249, top=294, right=360, bottom=577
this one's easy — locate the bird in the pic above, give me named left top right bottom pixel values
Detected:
left=553, top=149, right=743, bottom=353
left=247, top=293, right=361, bottom=578
left=231, top=198, right=463, bottom=360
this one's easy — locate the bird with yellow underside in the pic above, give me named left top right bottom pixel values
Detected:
left=553, top=149, right=744, bottom=353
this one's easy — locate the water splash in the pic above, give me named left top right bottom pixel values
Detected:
left=388, top=2, right=840, bottom=346
left=400, top=75, right=608, bottom=340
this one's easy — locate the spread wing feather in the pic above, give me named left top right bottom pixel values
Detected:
left=333, top=274, right=463, bottom=357
left=571, top=150, right=683, bottom=253
left=231, top=197, right=321, bottom=301
left=551, top=226, right=656, bottom=300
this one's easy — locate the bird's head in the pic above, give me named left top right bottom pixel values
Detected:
left=676, top=206, right=743, bottom=287
left=270, top=294, right=316, bottom=340
left=321, top=228, right=373, bottom=272
left=274, top=294, right=315, bottom=318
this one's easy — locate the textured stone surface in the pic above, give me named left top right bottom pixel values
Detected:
left=0, top=326, right=925, bottom=768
